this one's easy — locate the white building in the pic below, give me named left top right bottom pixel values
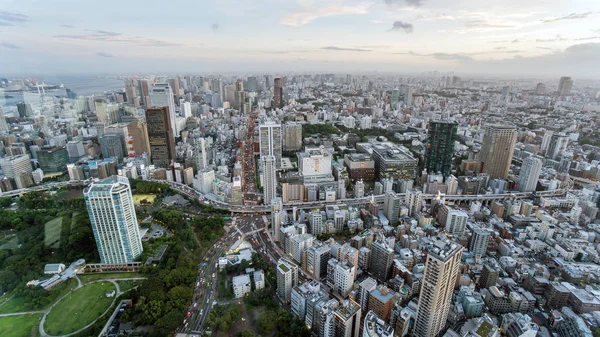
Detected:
left=83, top=176, right=143, bottom=264
left=262, top=156, right=277, bottom=205
left=259, top=119, right=282, bottom=168
left=253, top=269, right=265, bottom=290
left=148, top=83, right=177, bottom=137
left=232, top=274, right=252, bottom=298
left=297, top=146, right=333, bottom=177
left=445, top=209, right=468, bottom=236
left=518, top=157, right=542, bottom=192
left=277, top=258, right=298, bottom=303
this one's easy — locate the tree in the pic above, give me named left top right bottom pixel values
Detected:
left=237, top=330, right=261, bottom=337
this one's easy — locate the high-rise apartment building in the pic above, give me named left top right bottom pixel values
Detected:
left=139, top=79, right=151, bottom=106
left=271, top=197, right=283, bottom=241
left=333, top=300, right=362, bottom=337
left=124, top=79, right=139, bottom=106
left=368, top=286, right=395, bottom=322
left=309, top=209, right=324, bottom=235
left=479, top=263, right=500, bottom=289
left=0, top=107, right=9, bottom=132
left=83, top=176, right=143, bottom=264
left=424, top=121, right=458, bottom=178
left=277, top=258, right=299, bottom=303
left=307, top=243, right=331, bottom=281
left=283, top=122, right=303, bottom=151
left=145, top=107, right=176, bottom=168
left=148, top=83, right=177, bottom=138
left=259, top=120, right=282, bottom=168
left=546, top=133, right=569, bottom=160
left=358, top=277, right=377, bottom=312
left=127, top=119, right=151, bottom=156
left=558, top=76, right=573, bottom=96
left=444, top=208, right=468, bottom=236
left=469, top=226, right=491, bottom=257
left=384, top=192, right=401, bottom=225
left=479, top=125, right=518, bottom=179
left=274, top=77, right=284, bottom=109
left=0, top=154, right=32, bottom=180
left=518, top=157, right=542, bottom=192
left=168, top=78, right=181, bottom=97
left=405, top=189, right=422, bottom=216
left=370, top=240, right=394, bottom=282
left=414, top=239, right=462, bottom=337
left=262, top=155, right=277, bottom=206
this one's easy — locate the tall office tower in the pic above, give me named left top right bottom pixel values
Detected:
left=358, top=277, right=377, bottom=312
left=535, top=83, right=546, bottom=95
left=262, top=156, right=277, bottom=206
left=0, top=154, right=32, bottom=182
left=124, top=79, right=138, bottom=105
left=307, top=243, right=331, bottom=281
left=234, top=80, right=246, bottom=110
left=181, top=101, right=192, bottom=119
left=546, top=133, right=569, bottom=160
left=479, top=125, right=518, bottom=179
left=277, top=258, right=299, bottom=303
left=95, top=100, right=108, bottom=121
left=363, top=310, right=394, bottom=337
left=16, top=102, right=34, bottom=118
left=424, top=120, right=458, bottom=179
left=479, top=263, right=500, bottom=289
left=127, top=120, right=151, bottom=156
left=469, top=226, right=490, bottom=257
left=83, top=176, right=143, bottom=264
left=259, top=119, right=282, bottom=168
left=333, top=300, right=362, bottom=337
left=518, top=157, right=542, bottom=192
left=145, top=107, right=176, bottom=168
left=273, top=77, right=284, bottom=109
left=370, top=240, right=393, bottom=282
left=309, top=209, right=324, bottom=234
left=540, top=130, right=553, bottom=154
left=368, top=286, right=395, bottom=322
left=271, top=197, right=283, bottom=241
left=383, top=192, right=400, bottom=224
left=405, top=189, right=422, bottom=216
left=558, top=76, right=573, bottom=96
left=283, top=122, right=303, bottom=151
left=0, top=107, right=8, bottom=132
left=148, top=83, right=177, bottom=138
left=99, top=134, right=125, bottom=162
left=66, top=140, right=85, bottom=163
left=414, top=239, right=462, bottom=337
left=139, top=79, right=151, bottom=106
left=391, top=88, right=399, bottom=109
left=444, top=208, right=468, bottom=236
left=168, top=78, right=181, bottom=97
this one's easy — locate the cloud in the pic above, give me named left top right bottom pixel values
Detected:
left=416, top=13, right=454, bottom=21
left=575, top=36, right=600, bottom=41
left=491, top=38, right=520, bottom=43
left=54, top=29, right=182, bottom=47
left=388, top=21, right=413, bottom=33
left=370, top=20, right=385, bottom=24
left=281, top=2, right=373, bottom=27
left=541, top=12, right=595, bottom=23
left=1, top=42, right=21, bottom=49
left=465, top=20, right=516, bottom=29
left=384, top=0, right=424, bottom=7
left=322, top=46, right=371, bottom=52
left=96, top=52, right=113, bottom=57
left=395, top=51, right=473, bottom=61
left=536, top=35, right=567, bottom=43
left=211, top=23, right=219, bottom=32
left=0, top=10, right=28, bottom=26
left=60, top=24, right=74, bottom=28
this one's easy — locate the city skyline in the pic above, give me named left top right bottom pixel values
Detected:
left=0, top=0, right=599, bottom=76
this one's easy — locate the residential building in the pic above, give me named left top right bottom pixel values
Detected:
left=445, top=209, right=468, bottom=236
left=145, top=107, right=175, bottom=168
left=424, top=120, right=458, bottom=179
left=363, top=310, right=394, bottom=337
left=368, top=286, right=395, bottom=322
left=83, top=176, right=143, bottom=264
left=469, top=226, right=491, bottom=257
left=283, top=122, right=302, bottom=151
left=479, top=125, right=518, bottom=179
left=262, top=156, right=277, bottom=205
left=334, top=300, right=362, bottom=337
left=518, top=157, right=542, bottom=192
left=232, top=274, right=251, bottom=298
left=370, top=240, right=394, bottom=282
left=277, top=258, right=298, bottom=303
left=259, top=119, right=282, bottom=168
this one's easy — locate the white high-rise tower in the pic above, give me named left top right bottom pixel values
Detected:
left=262, top=155, right=277, bottom=205
left=148, top=83, right=177, bottom=139
left=518, top=157, right=542, bottom=192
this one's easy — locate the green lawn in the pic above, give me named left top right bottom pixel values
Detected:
left=44, top=282, right=116, bottom=335
left=44, top=216, right=63, bottom=248
left=117, top=280, right=142, bottom=293
left=78, top=272, right=142, bottom=283
left=0, top=279, right=77, bottom=314
left=0, top=313, right=42, bottom=337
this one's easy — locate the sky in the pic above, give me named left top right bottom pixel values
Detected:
left=0, top=0, right=599, bottom=77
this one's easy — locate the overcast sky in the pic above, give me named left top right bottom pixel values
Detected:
left=0, top=0, right=599, bottom=77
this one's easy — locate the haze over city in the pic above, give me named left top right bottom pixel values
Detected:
left=1, top=0, right=600, bottom=76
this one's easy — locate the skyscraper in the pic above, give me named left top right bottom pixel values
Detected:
left=271, top=197, right=283, bottom=241
left=558, top=76, right=573, bottom=96
left=148, top=83, right=177, bottom=138
left=145, top=107, right=176, bottom=168
left=307, top=243, right=331, bottom=281
left=518, top=157, right=542, bottom=192
left=127, top=119, right=151, bottom=156
left=168, top=78, right=181, bottom=97
left=383, top=192, right=400, bottom=225
left=546, top=133, right=569, bottom=160
left=124, top=79, right=139, bottom=106
left=83, top=176, right=143, bottom=264
left=469, top=226, right=490, bottom=257
left=139, top=79, right=151, bottom=106
left=274, top=77, right=284, bottom=109
left=424, top=120, right=458, bottom=178
left=259, top=119, right=282, bottom=168
left=414, top=239, right=462, bottom=337
left=283, top=122, right=303, bottom=152
left=391, top=88, right=399, bottom=109
left=479, top=125, right=518, bottom=179
left=0, top=107, right=9, bottom=132
left=370, top=240, right=393, bottom=282
left=277, top=258, right=298, bottom=303
left=262, top=156, right=277, bottom=206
